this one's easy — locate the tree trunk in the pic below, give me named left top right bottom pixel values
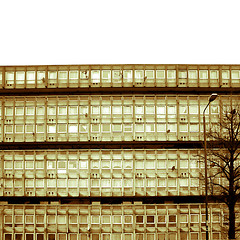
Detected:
left=228, top=203, right=236, bottom=239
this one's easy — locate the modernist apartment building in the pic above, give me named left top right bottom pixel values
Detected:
left=0, top=64, right=240, bottom=240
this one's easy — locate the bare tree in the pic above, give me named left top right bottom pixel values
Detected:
left=206, top=106, right=240, bottom=239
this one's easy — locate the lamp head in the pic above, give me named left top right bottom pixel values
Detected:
left=209, top=93, right=218, bottom=103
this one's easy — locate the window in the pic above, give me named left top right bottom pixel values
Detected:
left=124, top=215, right=132, bottom=224
left=91, top=70, right=100, bottom=82
left=26, top=125, right=34, bottom=133
left=69, top=71, right=78, bottom=79
left=37, top=106, right=44, bottom=115
left=135, top=124, right=144, bottom=132
left=14, top=161, right=23, bottom=169
left=210, top=70, right=218, bottom=79
left=102, top=106, right=111, bottom=114
left=135, top=70, right=144, bottom=79
left=158, top=178, right=166, bottom=187
left=156, top=70, right=165, bottom=79
left=15, top=107, right=24, bottom=115
left=179, top=71, right=187, bottom=79
left=179, top=105, right=188, bottom=114
left=146, top=160, right=155, bottom=169
left=167, top=105, right=176, bottom=115
left=37, top=71, right=45, bottom=80
left=167, top=70, right=176, bottom=79
left=112, top=179, right=122, bottom=187
left=78, top=107, right=88, bottom=116
left=180, top=214, right=188, bottom=223
left=48, top=106, right=56, bottom=115
left=112, top=124, right=122, bottom=132
left=123, top=105, right=132, bottom=114
left=136, top=160, right=144, bottom=169
left=69, top=106, right=78, bottom=115
left=102, top=124, right=111, bottom=132
left=146, top=105, right=155, bottom=114
left=102, top=179, right=111, bottom=187
left=123, top=70, right=132, bottom=80
left=199, top=70, right=208, bottom=79
left=232, top=70, right=240, bottom=79
left=16, top=71, right=25, bottom=81
left=69, top=124, right=78, bottom=133
left=48, top=234, right=55, bottom=240
left=57, top=162, right=66, bottom=170
left=222, top=70, right=229, bottom=79
left=15, top=234, right=23, bottom=240
left=5, top=215, right=13, bottom=224
left=36, top=215, right=44, bottom=224
left=112, top=160, right=122, bottom=169
left=92, top=216, right=100, bottom=224
left=146, top=178, right=155, bottom=187
left=113, top=215, right=122, bottom=224
left=102, top=215, right=111, bottom=224
left=112, top=106, right=122, bottom=114
left=91, top=106, right=100, bottom=114
left=179, top=178, right=188, bottom=186
left=136, top=215, right=144, bottom=223
left=158, top=215, right=165, bottom=223
left=5, top=107, right=13, bottom=116
left=47, top=179, right=56, bottom=187
left=145, top=70, right=154, bottom=79
left=69, top=215, right=78, bottom=224
left=180, top=160, right=188, bottom=169
left=102, top=70, right=111, bottom=80
left=79, top=160, right=88, bottom=169
left=26, top=71, right=35, bottom=83
left=191, top=214, right=199, bottom=223
left=58, top=106, right=67, bottom=115
left=188, top=70, right=197, bottom=79
left=48, top=71, right=57, bottom=80
left=47, top=215, right=56, bottom=224
left=25, top=179, right=34, bottom=188
left=169, top=215, right=176, bottom=223
left=25, top=235, right=34, bottom=240
left=15, top=125, right=24, bottom=133
left=91, top=161, right=100, bottom=169
left=57, top=215, right=66, bottom=224
left=68, top=179, right=77, bottom=188
left=4, top=161, right=13, bottom=169
left=57, top=179, right=67, bottom=188
left=48, top=125, right=56, bottom=133
left=26, top=215, right=34, bottom=224
left=80, top=124, right=88, bottom=132
left=189, top=105, right=198, bottom=114
left=123, top=160, right=133, bottom=169
left=135, top=106, right=144, bottom=114
left=168, top=178, right=176, bottom=187
left=36, top=161, right=44, bottom=169
left=5, top=125, right=13, bottom=133
left=124, top=179, right=133, bottom=187
left=58, top=71, right=68, bottom=80
left=58, top=234, right=67, bottom=240
left=146, top=124, right=155, bottom=132
left=147, top=216, right=155, bottom=223
left=79, top=215, right=88, bottom=224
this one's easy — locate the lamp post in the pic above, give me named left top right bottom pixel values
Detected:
left=203, top=93, right=218, bottom=240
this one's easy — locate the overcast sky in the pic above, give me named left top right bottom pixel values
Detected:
left=0, top=0, right=239, bottom=65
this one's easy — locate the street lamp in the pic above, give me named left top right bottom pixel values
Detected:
left=203, top=93, right=218, bottom=240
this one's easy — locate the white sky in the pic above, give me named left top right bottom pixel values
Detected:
left=0, top=0, right=239, bottom=65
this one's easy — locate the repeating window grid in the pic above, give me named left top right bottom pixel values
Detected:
left=1, top=95, right=240, bottom=141
left=1, top=149, right=203, bottom=196
left=2, top=66, right=240, bottom=88
left=1, top=204, right=239, bottom=238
